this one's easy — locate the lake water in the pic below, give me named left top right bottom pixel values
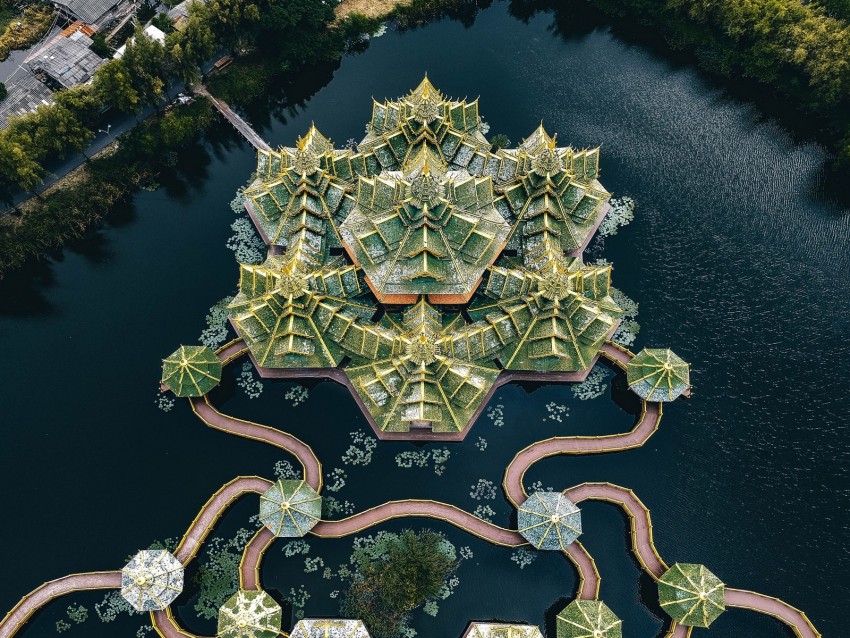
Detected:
left=1, top=2, right=848, bottom=638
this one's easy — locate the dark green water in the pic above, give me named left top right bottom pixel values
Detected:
left=1, top=3, right=848, bottom=638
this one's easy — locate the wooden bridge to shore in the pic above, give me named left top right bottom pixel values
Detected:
left=195, top=85, right=272, bottom=152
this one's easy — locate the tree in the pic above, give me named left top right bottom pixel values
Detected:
left=89, top=32, right=111, bottom=58
left=257, top=0, right=338, bottom=71
left=121, top=27, right=168, bottom=107
left=54, top=85, right=103, bottom=125
left=0, top=134, right=45, bottom=192
left=200, top=0, right=262, bottom=48
left=5, top=103, right=93, bottom=162
left=342, top=530, right=458, bottom=638
left=166, top=16, right=215, bottom=85
left=0, top=81, right=6, bottom=101
left=94, top=59, right=141, bottom=113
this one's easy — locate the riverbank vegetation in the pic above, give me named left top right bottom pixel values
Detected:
left=0, top=99, right=216, bottom=276
left=513, top=0, right=850, bottom=174
left=3, top=0, right=849, bottom=278
left=0, top=2, right=55, bottom=62
left=0, top=0, right=374, bottom=277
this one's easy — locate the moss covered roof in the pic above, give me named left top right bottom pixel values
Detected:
left=658, top=563, right=725, bottom=628
left=218, top=77, right=683, bottom=437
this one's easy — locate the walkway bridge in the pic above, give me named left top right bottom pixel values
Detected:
left=196, top=85, right=271, bottom=152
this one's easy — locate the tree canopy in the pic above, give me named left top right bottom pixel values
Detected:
left=343, top=530, right=458, bottom=638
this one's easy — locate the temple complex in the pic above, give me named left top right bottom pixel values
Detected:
left=220, top=77, right=637, bottom=439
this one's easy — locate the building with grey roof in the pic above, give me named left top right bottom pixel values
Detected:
left=0, top=75, right=54, bottom=130
left=25, top=31, right=106, bottom=90
left=52, top=0, right=120, bottom=25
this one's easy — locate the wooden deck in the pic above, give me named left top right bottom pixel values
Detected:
left=0, top=340, right=820, bottom=638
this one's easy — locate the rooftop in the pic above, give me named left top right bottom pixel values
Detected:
left=0, top=74, right=54, bottom=130
left=25, top=31, right=106, bottom=89
left=51, top=0, right=118, bottom=24
left=230, top=77, right=621, bottom=439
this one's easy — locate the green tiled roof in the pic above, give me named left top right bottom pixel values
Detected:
left=556, top=600, right=622, bottom=638
left=214, top=77, right=688, bottom=436
left=627, top=348, right=691, bottom=402
left=469, top=256, right=623, bottom=372
left=658, top=563, right=725, bottom=628
left=517, top=491, right=582, bottom=551
left=259, top=479, right=322, bottom=537
left=217, top=590, right=282, bottom=638
left=161, top=345, right=222, bottom=397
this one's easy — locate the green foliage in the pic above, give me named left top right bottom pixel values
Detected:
left=6, top=102, right=93, bottom=161
left=159, top=98, right=216, bottom=148
left=94, top=59, right=142, bottom=113
left=489, top=133, right=511, bottom=152
left=90, top=32, right=111, bottom=58
left=151, top=11, right=175, bottom=34
left=0, top=98, right=216, bottom=277
left=207, top=58, right=272, bottom=104
left=394, top=0, right=492, bottom=29
left=817, top=0, right=850, bottom=20
left=342, top=530, right=458, bottom=638
left=121, top=27, right=168, bottom=107
left=193, top=528, right=253, bottom=619
left=0, top=135, right=44, bottom=194
left=0, top=5, right=54, bottom=62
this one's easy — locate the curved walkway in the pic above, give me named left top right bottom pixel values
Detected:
left=564, top=483, right=667, bottom=579
left=0, top=340, right=819, bottom=638
left=502, top=401, right=662, bottom=507
left=0, top=572, right=122, bottom=638
left=174, top=476, right=272, bottom=564
left=311, top=500, right=525, bottom=545
left=184, top=340, right=323, bottom=490
left=152, top=608, right=205, bottom=638
left=239, top=527, right=276, bottom=591
left=725, top=589, right=821, bottom=638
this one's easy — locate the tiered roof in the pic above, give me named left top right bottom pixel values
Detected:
left=469, top=256, right=622, bottom=372
left=290, top=619, right=371, bottom=638
left=556, top=600, right=622, bottom=638
left=344, top=299, right=502, bottom=433
left=463, top=623, right=543, bottom=638
left=222, top=77, right=684, bottom=438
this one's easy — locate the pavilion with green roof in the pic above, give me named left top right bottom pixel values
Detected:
left=193, top=76, right=691, bottom=439
left=217, top=590, right=282, bottom=638
left=627, top=348, right=691, bottom=402
left=517, top=491, right=582, bottom=551
left=556, top=600, right=622, bottom=638
left=258, top=479, right=322, bottom=537
left=658, top=563, right=725, bottom=628
left=161, top=345, right=222, bottom=397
